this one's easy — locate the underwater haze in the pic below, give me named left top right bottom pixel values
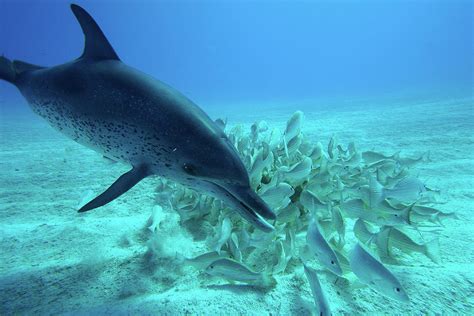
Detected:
left=0, top=0, right=472, bottom=106
left=0, top=0, right=473, bottom=315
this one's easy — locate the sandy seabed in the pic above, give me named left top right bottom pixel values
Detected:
left=0, top=97, right=473, bottom=315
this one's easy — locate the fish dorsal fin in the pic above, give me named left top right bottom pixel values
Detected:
left=70, top=4, right=119, bottom=61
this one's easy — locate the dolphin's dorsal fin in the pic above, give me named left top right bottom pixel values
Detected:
left=70, top=4, right=120, bottom=61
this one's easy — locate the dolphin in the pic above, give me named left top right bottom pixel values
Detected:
left=0, top=4, right=276, bottom=231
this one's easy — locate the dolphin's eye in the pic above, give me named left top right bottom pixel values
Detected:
left=330, top=260, right=335, bottom=265
left=183, top=163, right=197, bottom=176
left=395, top=287, right=400, bottom=292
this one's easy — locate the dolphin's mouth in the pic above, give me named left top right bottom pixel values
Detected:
left=208, top=182, right=276, bottom=232
left=236, top=199, right=275, bottom=232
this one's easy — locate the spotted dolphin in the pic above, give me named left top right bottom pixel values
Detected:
left=0, top=4, right=276, bottom=231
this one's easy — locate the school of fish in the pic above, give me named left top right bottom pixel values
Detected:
left=144, top=111, right=455, bottom=314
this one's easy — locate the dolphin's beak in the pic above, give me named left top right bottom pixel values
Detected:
left=208, top=182, right=276, bottom=232
left=225, top=185, right=277, bottom=220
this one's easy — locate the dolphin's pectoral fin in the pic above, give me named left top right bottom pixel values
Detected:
left=70, top=4, right=120, bottom=61
left=78, top=164, right=150, bottom=213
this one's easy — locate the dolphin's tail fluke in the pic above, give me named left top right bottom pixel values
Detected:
left=0, top=56, right=16, bottom=84
left=0, top=56, right=44, bottom=85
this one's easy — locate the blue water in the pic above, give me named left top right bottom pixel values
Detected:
left=0, top=1, right=473, bottom=315
left=0, top=0, right=472, bottom=108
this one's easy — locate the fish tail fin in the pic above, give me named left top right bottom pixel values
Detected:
left=406, top=205, right=416, bottom=226
left=283, top=134, right=289, bottom=158
left=366, top=234, right=376, bottom=245
left=399, top=206, right=412, bottom=225
left=425, top=238, right=440, bottom=264
left=369, top=176, right=385, bottom=208
left=431, top=213, right=445, bottom=227
left=174, top=252, right=187, bottom=265
left=392, top=150, right=401, bottom=160
left=258, top=263, right=277, bottom=288
left=261, top=271, right=277, bottom=288
left=0, top=55, right=16, bottom=84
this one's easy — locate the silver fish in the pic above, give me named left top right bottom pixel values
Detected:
left=306, top=220, right=343, bottom=276
left=259, top=182, right=294, bottom=211
left=185, top=251, right=229, bottom=269
left=411, top=204, right=458, bottom=224
left=205, top=258, right=275, bottom=287
left=343, top=151, right=362, bottom=169
left=369, top=176, right=426, bottom=206
left=330, top=206, right=345, bottom=248
left=300, top=189, right=327, bottom=215
left=386, top=227, right=440, bottom=263
left=278, top=156, right=313, bottom=186
left=215, top=217, right=232, bottom=254
left=398, top=151, right=430, bottom=168
left=284, top=111, right=304, bottom=142
left=328, top=135, right=337, bottom=159
left=277, top=204, right=300, bottom=223
left=353, top=219, right=391, bottom=260
left=340, top=199, right=409, bottom=226
left=362, top=150, right=400, bottom=165
left=349, top=243, right=409, bottom=302
left=304, top=264, right=332, bottom=316
left=229, top=232, right=242, bottom=262
left=273, top=240, right=291, bottom=274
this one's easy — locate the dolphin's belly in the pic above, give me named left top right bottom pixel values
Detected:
left=26, top=95, right=168, bottom=169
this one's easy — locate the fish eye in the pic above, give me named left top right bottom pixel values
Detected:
left=183, top=163, right=197, bottom=176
